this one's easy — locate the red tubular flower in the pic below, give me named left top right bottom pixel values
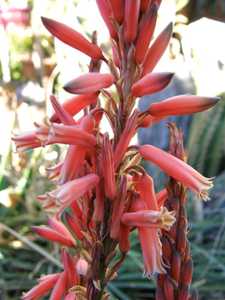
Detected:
left=48, top=173, right=99, bottom=207
left=59, top=114, right=95, bottom=184
left=96, top=0, right=117, bottom=39
left=112, top=41, right=121, bottom=68
left=64, top=73, right=115, bottom=94
left=122, top=207, right=175, bottom=230
left=131, top=72, right=174, bottom=97
left=119, top=223, right=131, bottom=253
left=101, top=134, right=116, bottom=199
left=50, top=94, right=98, bottom=123
left=156, top=188, right=168, bottom=207
left=94, top=179, right=105, bottom=222
left=135, top=173, right=158, bottom=210
left=140, top=0, right=151, bottom=12
left=108, top=0, right=124, bottom=24
left=48, top=217, right=74, bottom=241
left=148, top=95, right=220, bottom=117
left=61, top=250, right=79, bottom=286
left=114, top=110, right=138, bottom=169
left=138, top=227, right=166, bottom=277
left=49, top=271, right=67, bottom=300
left=110, top=176, right=127, bottom=239
left=135, top=3, right=158, bottom=64
left=22, top=273, right=60, bottom=300
left=124, top=0, right=141, bottom=43
left=12, top=131, right=41, bottom=152
left=43, top=123, right=97, bottom=148
left=142, top=22, right=173, bottom=76
left=32, top=225, right=75, bottom=247
left=139, top=145, right=214, bottom=200
left=129, top=197, right=173, bottom=277
left=64, top=212, right=84, bottom=240
left=41, top=17, right=103, bottom=59
left=50, top=95, right=75, bottom=126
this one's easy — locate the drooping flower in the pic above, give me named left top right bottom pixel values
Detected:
left=41, top=17, right=103, bottom=59
left=148, top=95, right=220, bottom=117
left=64, top=73, right=115, bottom=94
left=139, top=145, right=213, bottom=200
left=131, top=72, right=174, bottom=97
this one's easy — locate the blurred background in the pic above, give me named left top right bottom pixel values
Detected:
left=0, top=0, right=225, bottom=299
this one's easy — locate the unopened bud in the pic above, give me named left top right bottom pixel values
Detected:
left=76, top=258, right=88, bottom=276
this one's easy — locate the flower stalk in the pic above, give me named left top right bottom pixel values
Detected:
left=13, top=2, right=219, bottom=300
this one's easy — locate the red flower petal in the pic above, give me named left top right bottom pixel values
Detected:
left=64, top=73, right=115, bottom=94
left=41, top=17, right=103, bottom=59
left=142, top=23, right=173, bottom=76
left=135, top=3, right=158, bottom=64
left=124, top=0, right=141, bottom=43
left=148, top=95, right=220, bottom=117
left=132, top=72, right=174, bottom=97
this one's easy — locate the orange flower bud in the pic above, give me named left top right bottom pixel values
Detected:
left=140, top=0, right=151, bottom=12
left=148, top=95, right=220, bottom=117
left=109, top=0, right=124, bottom=24
left=96, top=0, right=117, bottom=39
left=124, top=0, right=141, bottom=43
left=142, top=23, right=173, bottom=76
left=22, top=273, right=60, bottom=300
left=41, top=17, right=103, bottom=59
left=61, top=250, right=78, bottom=286
left=132, top=72, right=174, bottom=97
left=49, top=271, right=67, bottom=300
left=32, top=226, right=75, bottom=247
left=135, top=3, right=158, bottom=64
left=64, top=73, right=115, bottom=94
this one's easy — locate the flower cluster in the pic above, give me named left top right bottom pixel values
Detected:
left=13, top=1, right=219, bottom=299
